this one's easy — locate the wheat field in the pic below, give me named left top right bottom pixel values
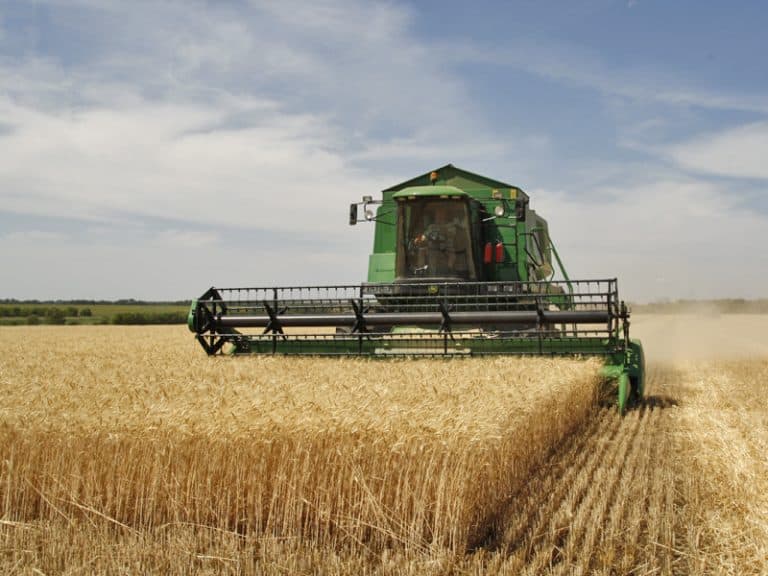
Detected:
left=1, top=318, right=767, bottom=574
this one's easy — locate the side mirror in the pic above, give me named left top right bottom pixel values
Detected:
left=516, top=198, right=527, bottom=221
left=349, top=203, right=358, bottom=225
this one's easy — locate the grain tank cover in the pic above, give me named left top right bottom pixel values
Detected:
left=392, top=185, right=468, bottom=199
left=383, top=164, right=528, bottom=203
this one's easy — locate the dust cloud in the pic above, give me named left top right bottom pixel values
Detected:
left=631, top=313, right=768, bottom=363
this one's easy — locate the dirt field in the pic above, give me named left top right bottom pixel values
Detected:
left=1, top=315, right=766, bottom=574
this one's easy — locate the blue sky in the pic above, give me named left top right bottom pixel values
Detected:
left=1, top=0, right=766, bottom=301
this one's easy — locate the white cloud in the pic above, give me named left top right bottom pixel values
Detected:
left=665, top=122, right=768, bottom=180
left=534, top=177, right=768, bottom=301
left=0, top=65, right=378, bottom=238
left=0, top=0, right=494, bottom=239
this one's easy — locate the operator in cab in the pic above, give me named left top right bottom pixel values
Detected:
left=410, top=202, right=469, bottom=278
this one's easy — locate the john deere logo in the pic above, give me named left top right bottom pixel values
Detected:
left=427, top=285, right=439, bottom=295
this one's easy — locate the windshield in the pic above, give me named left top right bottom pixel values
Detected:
left=396, top=199, right=476, bottom=280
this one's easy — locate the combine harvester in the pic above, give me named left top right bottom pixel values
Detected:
left=189, top=165, right=644, bottom=412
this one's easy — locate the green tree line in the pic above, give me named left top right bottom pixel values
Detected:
left=0, top=306, right=92, bottom=318
left=0, top=305, right=188, bottom=325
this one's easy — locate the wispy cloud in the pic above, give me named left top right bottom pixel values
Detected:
left=663, top=121, right=768, bottom=180
left=446, top=38, right=768, bottom=115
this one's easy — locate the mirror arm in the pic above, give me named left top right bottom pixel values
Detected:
left=349, top=199, right=384, bottom=225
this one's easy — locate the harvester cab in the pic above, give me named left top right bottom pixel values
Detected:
left=351, top=170, right=556, bottom=287
left=189, top=164, right=645, bottom=413
left=398, top=195, right=473, bottom=281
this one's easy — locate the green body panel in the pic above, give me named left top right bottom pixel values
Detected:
left=371, top=202, right=397, bottom=270
left=617, top=373, right=630, bottom=415
left=628, top=339, right=645, bottom=397
left=382, top=165, right=527, bottom=201
left=187, top=299, right=197, bottom=331
left=600, top=339, right=645, bottom=414
left=367, top=253, right=396, bottom=283
left=232, top=334, right=622, bottom=357
left=391, top=185, right=468, bottom=199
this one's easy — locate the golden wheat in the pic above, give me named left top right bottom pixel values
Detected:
left=3, top=318, right=766, bottom=575
left=673, top=359, right=768, bottom=574
left=0, top=325, right=601, bottom=571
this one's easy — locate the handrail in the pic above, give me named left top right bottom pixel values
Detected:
left=528, top=226, right=574, bottom=299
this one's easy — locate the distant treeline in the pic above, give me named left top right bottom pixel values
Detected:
left=112, top=312, right=188, bottom=325
left=631, top=299, right=768, bottom=314
left=0, top=306, right=93, bottom=319
left=0, top=298, right=189, bottom=306
left=0, top=301, right=190, bottom=326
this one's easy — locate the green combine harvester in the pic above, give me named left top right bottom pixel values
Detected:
left=189, top=165, right=645, bottom=412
